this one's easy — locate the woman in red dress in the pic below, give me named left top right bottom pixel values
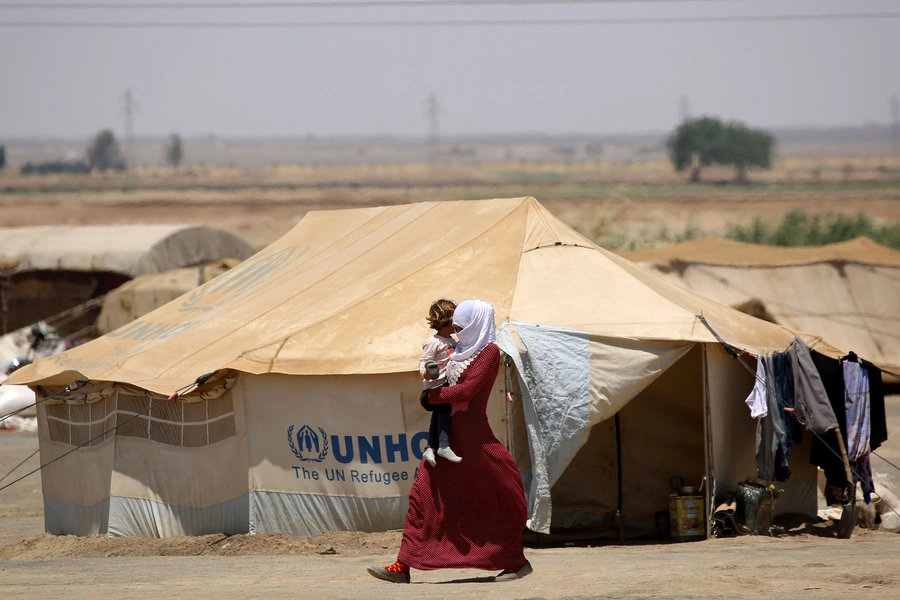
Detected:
left=368, top=299, right=532, bottom=583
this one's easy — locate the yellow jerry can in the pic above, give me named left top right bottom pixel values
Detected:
left=668, top=494, right=706, bottom=542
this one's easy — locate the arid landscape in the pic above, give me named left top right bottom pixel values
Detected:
left=2, top=157, right=899, bottom=251
left=2, top=154, right=900, bottom=599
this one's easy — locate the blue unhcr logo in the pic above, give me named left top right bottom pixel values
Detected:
left=287, top=425, right=329, bottom=463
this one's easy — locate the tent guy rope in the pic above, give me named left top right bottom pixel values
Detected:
left=0, top=379, right=89, bottom=425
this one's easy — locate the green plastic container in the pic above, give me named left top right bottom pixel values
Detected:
left=735, top=482, right=774, bottom=535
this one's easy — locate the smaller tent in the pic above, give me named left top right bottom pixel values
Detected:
left=0, top=225, right=255, bottom=336
left=618, top=237, right=900, bottom=388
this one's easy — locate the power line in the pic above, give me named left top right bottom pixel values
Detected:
left=120, top=87, right=138, bottom=143
left=891, top=94, right=899, bottom=161
left=0, top=0, right=771, bottom=9
left=424, top=92, right=440, bottom=162
left=678, top=94, right=690, bottom=121
left=2, top=12, right=898, bottom=27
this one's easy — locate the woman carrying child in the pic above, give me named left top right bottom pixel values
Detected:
left=367, top=299, right=532, bottom=584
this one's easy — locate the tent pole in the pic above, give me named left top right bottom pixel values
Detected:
left=0, top=273, right=8, bottom=335
left=834, top=429, right=854, bottom=490
left=615, top=412, right=624, bottom=542
left=701, top=344, right=713, bottom=540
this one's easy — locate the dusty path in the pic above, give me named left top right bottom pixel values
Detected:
left=2, top=533, right=900, bottom=600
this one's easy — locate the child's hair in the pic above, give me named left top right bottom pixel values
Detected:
left=427, top=299, right=457, bottom=330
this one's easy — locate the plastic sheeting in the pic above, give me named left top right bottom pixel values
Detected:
left=0, top=379, right=35, bottom=418
left=45, top=495, right=251, bottom=538
left=108, top=495, right=249, bottom=537
left=497, top=321, right=691, bottom=533
left=44, top=496, right=109, bottom=536
left=249, top=492, right=407, bottom=538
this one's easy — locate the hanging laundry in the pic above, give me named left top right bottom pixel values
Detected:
left=788, top=337, right=838, bottom=435
left=856, top=355, right=888, bottom=451
left=756, top=354, right=785, bottom=481
left=771, top=351, right=796, bottom=481
left=809, top=349, right=849, bottom=488
left=772, top=351, right=795, bottom=411
left=843, top=360, right=871, bottom=462
left=744, top=357, right=768, bottom=418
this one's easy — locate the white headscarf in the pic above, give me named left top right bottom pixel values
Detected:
left=450, top=299, right=495, bottom=362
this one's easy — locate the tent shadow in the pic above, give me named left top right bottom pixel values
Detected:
left=770, top=513, right=841, bottom=538
left=770, top=521, right=839, bottom=538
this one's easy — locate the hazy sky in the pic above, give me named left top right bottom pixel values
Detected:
left=1, top=0, right=898, bottom=138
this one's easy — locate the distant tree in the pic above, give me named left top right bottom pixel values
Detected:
left=164, top=134, right=184, bottom=170
left=86, top=129, right=126, bottom=171
left=717, top=122, right=775, bottom=182
left=0, top=144, right=6, bottom=170
left=666, top=117, right=725, bottom=182
left=666, top=117, right=774, bottom=182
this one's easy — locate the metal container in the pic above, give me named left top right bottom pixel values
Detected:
left=668, top=494, right=706, bottom=542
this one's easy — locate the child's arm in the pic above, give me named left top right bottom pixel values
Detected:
left=428, top=345, right=499, bottom=405
left=419, top=338, right=440, bottom=379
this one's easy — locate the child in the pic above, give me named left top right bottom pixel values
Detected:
left=419, top=299, right=462, bottom=466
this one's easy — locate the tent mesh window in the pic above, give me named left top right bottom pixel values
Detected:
left=44, top=390, right=236, bottom=447
left=117, top=393, right=150, bottom=439
left=116, top=391, right=236, bottom=447
left=45, top=395, right=117, bottom=447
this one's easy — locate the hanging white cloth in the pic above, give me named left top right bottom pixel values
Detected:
left=744, top=357, right=768, bottom=418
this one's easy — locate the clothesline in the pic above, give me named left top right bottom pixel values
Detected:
left=697, top=313, right=900, bottom=522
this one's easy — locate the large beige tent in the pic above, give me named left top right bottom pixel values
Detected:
left=95, top=259, right=241, bottom=335
left=0, top=225, right=255, bottom=336
left=9, top=198, right=838, bottom=540
left=617, top=237, right=900, bottom=387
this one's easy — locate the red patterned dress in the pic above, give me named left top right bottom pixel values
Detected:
left=397, top=343, right=528, bottom=571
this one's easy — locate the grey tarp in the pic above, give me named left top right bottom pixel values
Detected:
left=496, top=321, right=691, bottom=533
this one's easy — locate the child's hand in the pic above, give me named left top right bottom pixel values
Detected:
left=424, top=360, right=440, bottom=379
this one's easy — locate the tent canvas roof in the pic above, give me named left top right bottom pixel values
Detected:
left=0, top=224, right=255, bottom=276
left=8, top=198, right=836, bottom=394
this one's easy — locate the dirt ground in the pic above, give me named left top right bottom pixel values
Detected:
left=1, top=534, right=900, bottom=600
